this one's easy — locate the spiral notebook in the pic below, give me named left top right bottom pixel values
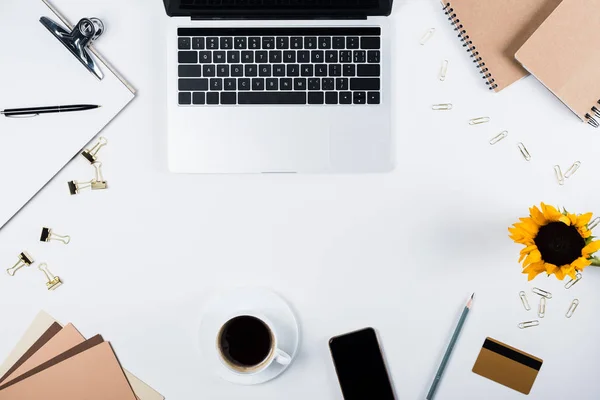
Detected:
left=515, top=0, right=600, bottom=128
left=441, top=0, right=562, bottom=92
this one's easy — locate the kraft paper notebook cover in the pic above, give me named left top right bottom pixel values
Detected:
left=441, top=0, right=562, bottom=92
left=515, top=0, right=600, bottom=127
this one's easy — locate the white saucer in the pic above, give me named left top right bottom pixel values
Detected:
left=198, top=287, right=300, bottom=385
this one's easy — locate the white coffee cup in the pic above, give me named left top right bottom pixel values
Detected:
left=216, top=313, right=291, bottom=375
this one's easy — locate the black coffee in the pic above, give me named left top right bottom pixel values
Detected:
left=219, top=316, right=273, bottom=368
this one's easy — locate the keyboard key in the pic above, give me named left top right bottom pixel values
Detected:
left=280, top=78, right=292, bottom=90
left=294, top=78, right=306, bottom=90
left=304, top=37, right=317, bottom=49
left=241, top=51, right=254, bottom=63
left=239, top=78, right=251, bottom=91
left=340, top=91, right=352, bottom=104
left=179, top=51, right=197, bottom=64
left=350, top=78, right=380, bottom=90
left=227, top=51, right=240, bottom=63
left=214, top=51, right=226, bottom=63
left=353, top=50, right=366, bottom=63
left=329, top=64, right=342, bottom=77
left=318, top=37, right=331, bottom=49
left=269, top=51, right=282, bottom=63
left=311, top=50, right=324, bottom=63
left=273, top=64, right=286, bottom=76
left=256, top=51, right=268, bottom=63
left=322, top=78, right=334, bottom=90
left=249, top=37, right=261, bottom=49
left=333, top=37, right=345, bottom=49
left=231, top=65, right=243, bottom=77
left=325, top=91, right=338, bottom=104
left=308, top=78, right=320, bottom=90
left=210, top=78, right=223, bottom=91
left=207, top=37, right=219, bottom=49
left=193, top=92, right=205, bottom=105
left=353, top=91, right=366, bottom=104
left=291, top=37, right=303, bottom=49
left=301, top=64, right=314, bottom=77
left=198, top=51, right=211, bottom=63
left=252, top=78, right=265, bottom=90
left=326, top=51, right=338, bottom=63
left=179, top=78, right=208, bottom=91
left=297, top=51, right=310, bottom=63
left=221, top=92, right=236, bottom=104
left=238, top=92, right=306, bottom=105
left=192, top=37, right=205, bottom=50
left=287, top=64, right=299, bottom=77
left=277, top=37, right=289, bottom=49
left=262, top=37, right=275, bottom=49
left=220, top=37, right=233, bottom=49
left=207, top=92, right=219, bottom=104
left=367, top=50, right=380, bottom=63
left=179, top=92, right=191, bottom=105
left=203, top=65, right=216, bottom=77
left=367, top=92, right=380, bottom=104
left=308, top=92, right=324, bottom=104
left=343, top=64, right=356, bottom=77
left=235, top=37, right=247, bottom=49
left=217, top=65, right=230, bottom=77
left=336, top=77, right=349, bottom=91
left=340, top=50, right=352, bottom=63
left=347, top=37, right=359, bottom=49
left=259, top=64, right=272, bottom=77
left=178, top=37, right=191, bottom=49
left=266, top=78, right=278, bottom=90
left=361, top=37, right=381, bottom=49
left=283, top=51, right=296, bottom=63
left=357, top=64, right=380, bottom=77
left=315, top=64, right=328, bottom=77
left=179, top=65, right=202, bottom=77
left=245, top=65, right=258, bottom=77
left=224, top=78, right=236, bottom=91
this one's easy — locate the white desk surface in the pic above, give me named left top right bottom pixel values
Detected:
left=1, top=0, right=600, bottom=399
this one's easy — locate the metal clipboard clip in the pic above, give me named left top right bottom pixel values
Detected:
left=40, top=16, right=105, bottom=80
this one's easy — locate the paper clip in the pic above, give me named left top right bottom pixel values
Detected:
left=519, top=291, right=531, bottom=311
left=7, top=252, right=34, bottom=276
left=40, top=227, right=70, bottom=244
left=68, top=179, right=93, bottom=195
left=469, top=117, right=490, bottom=125
left=81, top=137, right=107, bottom=164
left=489, top=131, right=508, bottom=145
left=420, top=28, right=435, bottom=45
left=517, top=142, right=531, bottom=161
left=38, top=263, right=62, bottom=291
left=565, top=272, right=582, bottom=289
left=564, top=161, right=581, bottom=179
left=554, top=165, right=564, bottom=186
left=532, top=287, right=552, bottom=299
left=518, top=320, right=539, bottom=329
left=538, top=297, right=546, bottom=318
left=589, top=217, right=600, bottom=230
left=432, top=103, right=452, bottom=110
left=91, top=162, right=108, bottom=190
left=566, top=299, right=579, bottom=318
left=439, top=60, right=449, bottom=81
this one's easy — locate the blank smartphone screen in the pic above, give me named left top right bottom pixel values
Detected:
left=329, top=328, right=395, bottom=400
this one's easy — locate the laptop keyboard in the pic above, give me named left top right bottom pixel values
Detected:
left=177, top=28, right=382, bottom=106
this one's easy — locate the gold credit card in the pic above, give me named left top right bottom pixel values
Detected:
left=472, top=337, right=543, bottom=395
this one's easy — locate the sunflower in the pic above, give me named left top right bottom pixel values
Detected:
left=509, top=203, right=600, bottom=281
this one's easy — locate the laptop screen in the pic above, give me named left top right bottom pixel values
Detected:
left=163, top=0, right=393, bottom=18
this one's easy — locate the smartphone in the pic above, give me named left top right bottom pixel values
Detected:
left=329, top=327, right=396, bottom=400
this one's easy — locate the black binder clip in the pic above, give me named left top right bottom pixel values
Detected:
left=40, top=16, right=105, bottom=80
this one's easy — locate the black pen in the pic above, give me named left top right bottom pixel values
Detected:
left=1, top=104, right=101, bottom=118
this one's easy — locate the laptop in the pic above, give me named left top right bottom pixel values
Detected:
left=164, top=0, right=394, bottom=173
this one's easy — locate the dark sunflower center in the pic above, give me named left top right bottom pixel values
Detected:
left=534, top=222, right=585, bottom=266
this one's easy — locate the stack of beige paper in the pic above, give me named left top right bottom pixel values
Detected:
left=0, top=311, right=164, bottom=400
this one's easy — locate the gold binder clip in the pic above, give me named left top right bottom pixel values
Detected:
left=38, top=263, right=62, bottom=290
left=68, top=179, right=93, bottom=195
left=40, top=227, right=70, bottom=244
left=7, top=252, right=34, bottom=276
left=91, top=162, right=108, bottom=190
left=81, top=137, right=107, bottom=164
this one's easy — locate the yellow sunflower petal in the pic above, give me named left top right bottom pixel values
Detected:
left=523, top=262, right=546, bottom=281
left=572, top=257, right=592, bottom=271
left=576, top=212, right=593, bottom=228
left=544, top=263, right=558, bottom=274
left=567, top=213, right=578, bottom=225
left=518, top=218, right=541, bottom=235
left=541, top=203, right=570, bottom=225
left=582, top=240, right=600, bottom=257
left=529, top=205, right=547, bottom=226
left=578, top=227, right=592, bottom=239
left=563, top=264, right=577, bottom=280
left=520, top=245, right=538, bottom=255
left=523, top=250, right=542, bottom=267
left=554, top=267, right=567, bottom=280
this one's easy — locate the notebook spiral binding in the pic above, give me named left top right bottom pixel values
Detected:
left=585, top=102, right=600, bottom=128
left=443, top=2, right=498, bottom=91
